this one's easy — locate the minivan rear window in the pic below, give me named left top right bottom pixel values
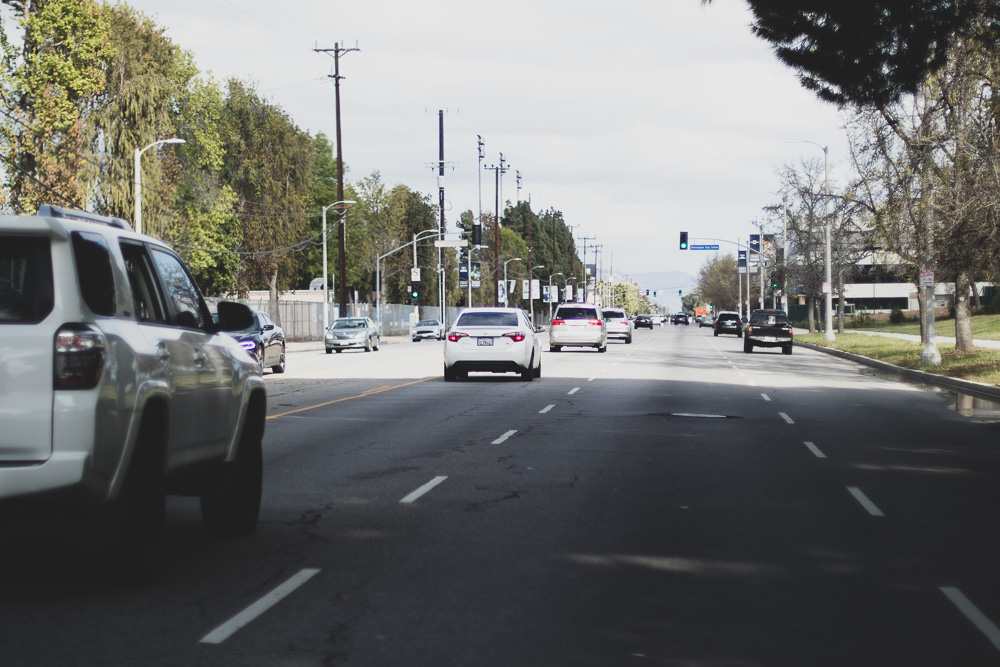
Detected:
left=556, top=307, right=598, bottom=320
left=0, top=236, right=53, bottom=324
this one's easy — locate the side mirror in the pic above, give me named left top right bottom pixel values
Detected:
left=216, top=301, right=254, bottom=331
left=534, top=325, right=545, bottom=333
left=263, top=323, right=274, bottom=331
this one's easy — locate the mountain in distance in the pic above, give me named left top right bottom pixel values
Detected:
left=628, top=271, right=697, bottom=312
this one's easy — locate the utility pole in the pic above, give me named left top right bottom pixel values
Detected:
left=484, top=154, right=508, bottom=306
left=315, top=41, right=359, bottom=316
left=578, top=235, right=596, bottom=303
left=438, top=110, right=446, bottom=329
left=516, top=170, right=522, bottom=205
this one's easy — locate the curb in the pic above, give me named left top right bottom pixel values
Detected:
left=796, top=342, right=1000, bottom=403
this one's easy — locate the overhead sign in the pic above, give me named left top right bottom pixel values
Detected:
left=690, top=244, right=719, bottom=250
left=434, top=239, right=468, bottom=248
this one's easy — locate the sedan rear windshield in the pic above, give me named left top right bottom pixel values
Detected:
left=0, top=236, right=53, bottom=324
left=556, top=307, right=599, bottom=320
left=603, top=310, right=626, bottom=319
left=457, top=312, right=518, bottom=327
left=333, top=319, right=368, bottom=329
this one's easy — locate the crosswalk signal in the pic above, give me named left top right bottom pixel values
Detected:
left=679, top=232, right=688, bottom=250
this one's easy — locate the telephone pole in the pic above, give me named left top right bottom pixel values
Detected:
left=484, top=154, right=508, bottom=306
left=315, top=41, right=359, bottom=316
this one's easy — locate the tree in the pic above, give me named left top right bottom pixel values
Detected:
left=0, top=0, right=111, bottom=212
left=696, top=254, right=739, bottom=311
left=705, top=0, right=1000, bottom=108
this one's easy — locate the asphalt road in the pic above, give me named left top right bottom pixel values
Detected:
left=3, top=324, right=1000, bottom=666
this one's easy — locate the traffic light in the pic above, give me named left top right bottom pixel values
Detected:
left=653, top=291, right=657, bottom=297
left=679, top=231, right=688, bottom=250
left=677, top=289, right=682, bottom=296
left=410, top=284, right=419, bottom=299
left=646, top=289, right=650, bottom=296
left=472, top=223, right=481, bottom=246
left=771, top=275, right=779, bottom=289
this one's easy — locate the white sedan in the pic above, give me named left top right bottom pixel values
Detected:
left=443, top=307, right=543, bottom=381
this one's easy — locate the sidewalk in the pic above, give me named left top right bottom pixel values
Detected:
left=795, top=328, right=1000, bottom=350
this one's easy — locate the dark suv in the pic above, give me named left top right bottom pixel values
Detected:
left=0, top=205, right=266, bottom=582
left=713, top=311, right=743, bottom=337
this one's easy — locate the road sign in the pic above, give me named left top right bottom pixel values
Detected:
left=690, top=244, right=719, bottom=250
left=410, top=267, right=420, bottom=281
left=434, top=239, right=468, bottom=248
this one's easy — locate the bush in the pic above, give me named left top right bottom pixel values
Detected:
left=890, top=307, right=905, bottom=324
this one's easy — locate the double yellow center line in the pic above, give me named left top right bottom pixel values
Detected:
left=266, top=377, right=435, bottom=420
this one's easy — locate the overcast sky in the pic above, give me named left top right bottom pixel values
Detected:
left=122, top=0, right=851, bottom=288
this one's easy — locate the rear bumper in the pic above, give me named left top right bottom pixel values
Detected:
left=0, top=452, right=94, bottom=503
left=747, top=335, right=791, bottom=347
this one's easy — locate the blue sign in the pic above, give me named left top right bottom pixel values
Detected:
left=690, top=244, right=719, bottom=250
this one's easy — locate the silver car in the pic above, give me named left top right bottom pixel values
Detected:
left=325, top=317, right=381, bottom=353
left=549, top=303, right=607, bottom=352
left=602, top=307, right=633, bottom=344
left=411, top=319, right=443, bottom=341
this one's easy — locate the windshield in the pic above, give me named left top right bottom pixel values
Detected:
left=456, top=312, right=518, bottom=327
left=332, top=319, right=368, bottom=329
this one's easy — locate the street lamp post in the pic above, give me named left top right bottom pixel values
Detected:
left=503, top=257, right=521, bottom=306
left=134, top=138, right=185, bottom=235
left=376, top=227, right=437, bottom=335
left=322, top=201, right=356, bottom=331
left=548, top=272, right=563, bottom=322
left=528, top=265, right=544, bottom=326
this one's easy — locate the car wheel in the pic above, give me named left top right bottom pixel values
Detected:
left=200, top=404, right=264, bottom=538
left=533, top=358, right=542, bottom=378
left=271, top=344, right=286, bottom=373
left=713, top=330, right=718, bottom=337
left=413, top=338, right=419, bottom=342
left=550, top=345, right=560, bottom=352
left=783, top=344, right=793, bottom=355
left=335, top=349, right=343, bottom=353
left=521, top=354, right=534, bottom=381
left=743, top=340, right=753, bottom=353
left=373, top=336, right=380, bottom=351
left=109, top=413, right=167, bottom=585
left=598, top=344, right=607, bottom=353
left=254, top=345, right=264, bottom=369
left=326, top=348, right=332, bottom=354
left=625, top=335, right=632, bottom=344
left=444, top=364, right=457, bottom=382
left=365, top=337, right=372, bottom=352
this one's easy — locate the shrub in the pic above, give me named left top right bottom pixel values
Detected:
left=890, top=307, right=905, bottom=324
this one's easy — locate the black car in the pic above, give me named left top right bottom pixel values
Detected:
left=713, top=311, right=743, bottom=337
left=634, top=314, right=655, bottom=329
left=671, top=312, right=689, bottom=325
left=227, top=310, right=286, bottom=373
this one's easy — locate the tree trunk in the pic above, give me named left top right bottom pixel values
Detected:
left=268, top=271, right=279, bottom=326
left=837, top=269, right=846, bottom=333
left=954, top=270, right=974, bottom=353
left=806, top=296, right=816, bottom=333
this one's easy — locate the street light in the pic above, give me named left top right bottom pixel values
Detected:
left=322, top=200, right=356, bottom=331
left=503, top=257, right=522, bottom=306
left=792, top=140, right=834, bottom=341
left=376, top=227, right=438, bottom=335
left=548, top=272, right=563, bottom=322
left=528, top=265, right=544, bottom=326
left=134, top=138, right=185, bottom=235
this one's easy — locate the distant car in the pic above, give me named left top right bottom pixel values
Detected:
left=634, top=314, right=655, bottom=329
left=411, top=319, right=444, bottom=341
left=549, top=303, right=607, bottom=352
left=744, top=309, right=793, bottom=354
left=671, top=313, right=689, bottom=325
left=602, top=307, right=633, bottom=343
left=713, top=311, right=743, bottom=337
left=325, top=317, right=381, bottom=353
left=443, top=307, right=542, bottom=381
left=225, top=310, right=286, bottom=373
left=699, top=316, right=714, bottom=328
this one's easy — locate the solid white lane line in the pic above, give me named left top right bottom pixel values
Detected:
left=492, top=429, right=517, bottom=445
left=847, top=486, right=885, bottom=517
left=587, top=377, right=596, bottom=382
left=540, top=405, right=555, bottom=414
left=779, top=412, right=794, bottom=424
left=803, top=441, right=827, bottom=459
left=400, top=476, right=448, bottom=504
left=568, top=387, right=580, bottom=395
left=200, top=568, right=321, bottom=644
left=941, top=587, right=1000, bottom=651
left=761, top=393, right=771, bottom=401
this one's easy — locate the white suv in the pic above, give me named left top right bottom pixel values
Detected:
left=0, top=205, right=266, bottom=582
left=549, top=303, right=607, bottom=352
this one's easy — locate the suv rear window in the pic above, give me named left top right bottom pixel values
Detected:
left=718, top=314, right=739, bottom=322
left=0, top=236, right=53, bottom=324
left=602, top=309, right=626, bottom=319
left=556, top=307, right=598, bottom=320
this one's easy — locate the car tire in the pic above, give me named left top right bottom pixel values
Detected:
left=521, top=355, right=534, bottom=381
left=743, top=340, right=753, bottom=353
left=625, top=335, right=632, bottom=344
left=550, top=345, right=560, bottom=352
left=713, top=330, right=718, bottom=337
left=413, top=338, right=419, bottom=342
left=326, top=348, right=333, bottom=354
left=200, top=407, right=263, bottom=538
left=373, top=336, right=380, bottom=351
left=271, top=344, right=286, bottom=373
left=444, top=364, right=456, bottom=382
left=365, top=338, right=372, bottom=352
left=109, top=413, right=167, bottom=585
left=598, top=344, right=607, bottom=353
left=335, top=349, right=343, bottom=353
left=783, top=344, right=793, bottom=355
left=533, top=358, right=542, bottom=378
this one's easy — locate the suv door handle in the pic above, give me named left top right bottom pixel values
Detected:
left=156, top=343, right=170, bottom=362
left=193, top=350, right=206, bottom=367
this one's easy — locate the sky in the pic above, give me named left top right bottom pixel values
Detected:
left=121, top=0, right=852, bottom=294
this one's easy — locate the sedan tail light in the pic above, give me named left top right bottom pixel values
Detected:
left=448, top=332, right=469, bottom=342
left=502, top=332, right=526, bottom=342
left=54, top=324, right=106, bottom=390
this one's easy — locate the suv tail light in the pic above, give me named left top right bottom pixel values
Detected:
left=588, top=319, right=602, bottom=326
left=54, top=324, right=106, bottom=390
left=448, top=332, right=468, bottom=342
left=551, top=319, right=565, bottom=326
left=502, top=332, right=526, bottom=342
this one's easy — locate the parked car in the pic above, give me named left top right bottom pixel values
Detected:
left=443, top=307, right=542, bottom=381
left=325, top=317, right=381, bottom=353
left=713, top=311, right=743, bottom=337
left=602, top=307, right=633, bottom=343
left=0, top=205, right=267, bottom=583
left=411, top=318, right=444, bottom=341
left=634, top=314, right=655, bottom=329
left=744, top=309, right=793, bottom=354
left=549, top=302, right=607, bottom=352
left=671, top=312, right=690, bottom=325
left=225, top=310, right=286, bottom=373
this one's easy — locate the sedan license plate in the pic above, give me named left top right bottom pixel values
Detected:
left=477, top=337, right=494, bottom=346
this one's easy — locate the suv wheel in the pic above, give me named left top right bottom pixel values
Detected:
left=271, top=344, right=286, bottom=373
left=200, top=407, right=264, bottom=538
